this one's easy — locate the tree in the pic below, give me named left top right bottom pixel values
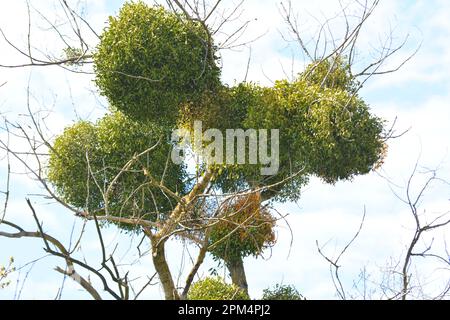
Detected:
left=315, top=163, right=450, bottom=300
left=0, top=0, right=415, bottom=299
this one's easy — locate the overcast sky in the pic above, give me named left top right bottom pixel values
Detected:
left=1, top=0, right=450, bottom=300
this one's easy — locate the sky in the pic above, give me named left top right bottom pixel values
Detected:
left=0, top=0, right=450, bottom=300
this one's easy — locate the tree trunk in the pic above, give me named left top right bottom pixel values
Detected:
left=150, top=170, right=215, bottom=300
left=226, top=257, right=248, bottom=295
left=152, top=241, right=180, bottom=300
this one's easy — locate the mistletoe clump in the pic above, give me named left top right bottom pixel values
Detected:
left=48, top=112, right=186, bottom=226
left=209, top=192, right=276, bottom=263
left=188, top=277, right=250, bottom=300
left=244, top=75, right=385, bottom=186
left=94, top=1, right=221, bottom=127
left=262, top=284, right=305, bottom=300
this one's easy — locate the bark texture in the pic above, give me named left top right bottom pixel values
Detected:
left=226, top=256, right=248, bottom=294
left=152, top=241, right=180, bottom=300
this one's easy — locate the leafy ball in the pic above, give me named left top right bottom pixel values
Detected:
left=305, top=88, right=385, bottom=183
left=188, top=277, right=250, bottom=300
left=47, top=121, right=101, bottom=209
left=48, top=112, right=186, bottom=229
left=94, top=1, right=221, bottom=127
left=209, top=193, right=276, bottom=262
left=244, top=75, right=385, bottom=186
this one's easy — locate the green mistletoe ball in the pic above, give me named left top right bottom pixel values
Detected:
left=94, top=1, right=221, bottom=127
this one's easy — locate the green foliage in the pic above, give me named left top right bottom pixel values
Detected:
left=262, top=284, right=305, bottom=300
left=48, top=120, right=100, bottom=209
left=52, top=0, right=387, bottom=273
left=209, top=193, right=276, bottom=262
left=94, top=1, right=221, bottom=127
left=0, top=257, right=15, bottom=289
left=304, top=88, right=385, bottom=183
left=188, top=277, right=250, bottom=300
left=300, top=55, right=359, bottom=92
left=48, top=112, right=186, bottom=228
left=93, top=0, right=385, bottom=204
left=179, top=83, right=258, bottom=132
left=224, top=81, right=310, bottom=201
left=210, top=60, right=385, bottom=200
left=246, top=77, right=383, bottom=183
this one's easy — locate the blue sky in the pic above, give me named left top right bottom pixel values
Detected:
left=1, top=0, right=450, bottom=299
